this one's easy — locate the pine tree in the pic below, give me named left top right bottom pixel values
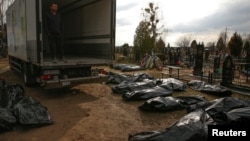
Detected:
left=228, top=32, right=243, bottom=57
left=216, top=37, right=225, bottom=52
left=133, top=2, right=165, bottom=59
left=133, top=21, right=154, bottom=60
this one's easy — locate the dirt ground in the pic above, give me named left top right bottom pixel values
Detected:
left=1, top=57, right=250, bottom=141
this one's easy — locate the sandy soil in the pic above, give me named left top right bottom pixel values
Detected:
left=0, top=57, right=250, bottom=141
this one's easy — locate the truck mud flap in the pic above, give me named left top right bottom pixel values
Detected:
left=22, top=63, right=37, bottom=87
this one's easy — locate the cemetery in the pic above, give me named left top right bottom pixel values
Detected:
left=1, top=45, right=250, bottom=141
left=108, top=46, right=250, bottom=140
left=116, top=41, right=250, bottom=96
left=1, top=0, right=250, bottom=140
left=163, top=42, right=248, bottom=92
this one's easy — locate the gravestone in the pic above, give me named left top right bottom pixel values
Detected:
left=213, top=57, right=220, bottom=74
left=205, top=49, right=209, bottom=61
left=245, top=48, right=250, bottom=71
left=221, top=55, right=233, bottom=85
left=173, top=51, right=177, bottom=65
left=175, top=48, right=180, bottom=65
left=169, top=50, right=173, bottom=65
left=122, top=46, right=128, bottom=56
left=187, top=48, right=193, bottom=66
left=189, top=46, right=195, bottom=67
left=193, top=43, right=204, bottom=75
left=189, top=53, right=194, bottom=66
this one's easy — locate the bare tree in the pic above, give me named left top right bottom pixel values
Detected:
left=190, top=40, right=197, bottom=54
left=216, top=37, right=225, bottom=52
left=219, top=31, right=228, bottom=45
left=206, top=42, right=215, bottom=47
left=1, top=0, right=10, bottom=25
left=206, top=42, right=216, bottom=55
left=216, top=30, right=228, bottom=52
left=0, top=0, right=14, bottom=39
left=175, top=35, right=192, bottom=47
left=242, top=40, right=250, bottom=57
left=142, top=2, right=166, bottom=51
left=242, top=33, right=250, bottom=43
left=133, top=2, right=166, bottom=58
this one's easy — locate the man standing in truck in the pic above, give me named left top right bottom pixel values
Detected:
left=45, top=2, right=64, bottom=61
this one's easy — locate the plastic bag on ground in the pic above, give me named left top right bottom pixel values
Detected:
left=205, top=97, right=250, bottom=125
left=187, top=80, right=232, bottom=96
left=0, top=84, right=24, bottom=109
left=176, top=96, right=211, bottom=112
left=129, top=97, right=250, bottom=141
left=13, top=96, right=53, bottom=125
left=139, top=96, right=185, bottom=112
left=107, top=72, right=153, bottom=84
left=225, top=107, right=250, bottom=126
left=112, top=78, right=186, bottom=95
left=139, top=96, right=209, bottom=112
left=128, top=109, right=208, bottom=141
left=112, top=79, right=157, bottom=94
left=122, top=86, right=173, bottom=101
left=0, top=108, right=17, bottom=132
left=121, top=65, right=146, bottom=72
left=158, top=78, right=186, bottom=91
left=112, top=64, right=146, bottom=72
left=106, top=72, right=132, bottom=84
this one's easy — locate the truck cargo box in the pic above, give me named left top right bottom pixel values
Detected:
left=7, top=0, right=115, bottom=65
left=6, top=0, right=116, bottom=88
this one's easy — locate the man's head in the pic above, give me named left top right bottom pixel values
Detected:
left=50, top=2, right=58, bottom=13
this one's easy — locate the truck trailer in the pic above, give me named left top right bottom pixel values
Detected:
left=6, top=0, right=116, bottom=88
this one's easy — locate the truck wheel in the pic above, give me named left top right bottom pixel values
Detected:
left=0, top=89, right=9, bottom=108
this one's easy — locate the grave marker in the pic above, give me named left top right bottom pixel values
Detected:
left=193, top=43, right=204, bottom=76
left=221, top=55, right=233, bottom=85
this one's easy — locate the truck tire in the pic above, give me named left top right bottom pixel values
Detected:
left=0, top=89, right=9, bottom=108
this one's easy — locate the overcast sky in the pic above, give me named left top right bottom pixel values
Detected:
left=116, top=0, right=250, bottom=47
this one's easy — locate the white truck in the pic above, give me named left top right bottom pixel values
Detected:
left=6, top=0, right=116, bottom=88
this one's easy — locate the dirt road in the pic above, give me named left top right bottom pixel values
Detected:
left=1, top=57, right=250, bottom=141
